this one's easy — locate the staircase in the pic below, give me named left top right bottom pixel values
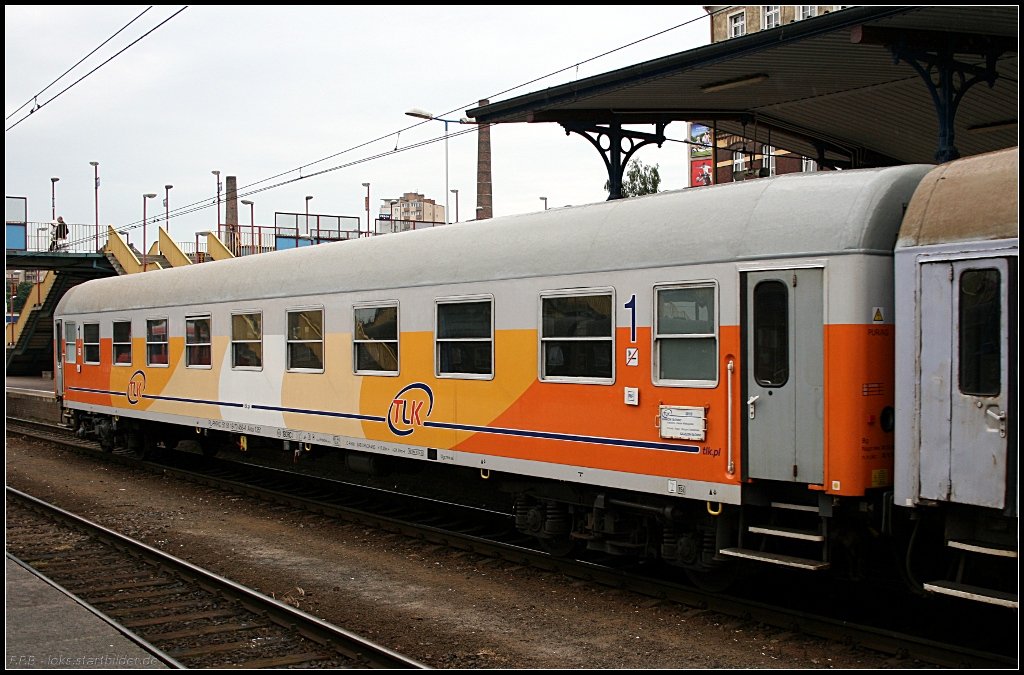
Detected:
left=923, top=539, right=1018, bottom=609
left=719, top=500, right=831, bottom=571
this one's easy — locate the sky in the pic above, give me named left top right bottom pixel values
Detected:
left=5, top=5, right=710, bottom=249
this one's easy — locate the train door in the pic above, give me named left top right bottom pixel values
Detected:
left=919, top=258, right=1012, bottom=509
left=54, top=319, right=64, bottom=397
left=744, top=268, right=824, bottom=483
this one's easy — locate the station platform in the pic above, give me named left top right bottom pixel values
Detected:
left=6, top=375, right=61, bottom=424
left=5, top=557, right=171, bottom=669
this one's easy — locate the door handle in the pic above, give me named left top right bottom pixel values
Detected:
left=747, top=395, right=760, bottom=420
left=986, top=408, right=1006, bottom=422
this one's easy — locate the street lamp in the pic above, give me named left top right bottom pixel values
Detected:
left=212, top=170, right=222, bottom=231
left=50, top=177, right=59, bottom=221
left=450, top=188, right=459, bottom=223
left=164, top=185, right=173, bottom=235
left=405, top=108, right=462, bottom=224
left=142, top=193, right=157, bottom=273
left=304, top=195, right=313, bottom=236
left=89, top=162, right=99, bottom=249
left=540, top=196, right=548, bottom=211
left=241, top=199, right=255, bottom=254
left=361, top=182, right=370, bottom=236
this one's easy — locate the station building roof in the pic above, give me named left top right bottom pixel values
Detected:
left=465, top=6, right=1018, bottom=168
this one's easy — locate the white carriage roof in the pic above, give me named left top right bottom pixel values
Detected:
left=57, top=164, right=932, bottom=314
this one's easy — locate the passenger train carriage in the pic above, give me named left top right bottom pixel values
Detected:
left=54, top=148, right=1018, bottom=607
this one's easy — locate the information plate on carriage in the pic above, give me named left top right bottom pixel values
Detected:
left=659, top=405, right=706, bottom=441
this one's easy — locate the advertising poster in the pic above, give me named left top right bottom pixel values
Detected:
left=691, top=158, right=713, bottom=187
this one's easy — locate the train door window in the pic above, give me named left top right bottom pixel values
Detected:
left=655, top=283, right=718, bottom=386
left=959, top=268, right=1001, bottom=396
left=83, top=322, right=100, bottom=364
left=186, top=315, right=212, bottom=368
left=231, top=312, right=263, bottom=370
left=112, top=320, right=132, bottom=365
left=64, top=321, right=76, bottom=364
left=436, top=296, right=493, bottom=379
left=752, top=280, right=788, bottom=386
left=354, top=302, right=399, bottom=375
left=287, top=308, right=324, bottom=372
left=540, top=290, right=613, bottom=383
left=146, top=318, right=169, bottom=366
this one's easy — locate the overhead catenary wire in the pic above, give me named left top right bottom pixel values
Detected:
left=4, top=6, right=154, bottom=122
left=50, top=7, right=729, bottom=249
left=5, top=6, right=188, bottom=133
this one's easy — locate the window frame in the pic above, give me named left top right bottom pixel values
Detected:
left=761, top=5, right=781, bottom=29
left=231, top=310, right=264, bottom=371
left=727, top=9, right=746, bottom=38
left=146, top=317, right=169, bottom=368
left=112, top=319, right=132, bottom=366
left=538, top=287, right=615, bottom=385
left=797, top=5, right=817, bottom=20
left=434, top=294, right=494, bottom=380
left=286, top=306, right=325, bottom=373
left=653, top=281, right=720, bottom=388
left=82, top=321, right=101, bottom=364
left=353, top=300, right=400, bottom=376
left=733, top=150, right=746, bottom=176
left=763, top=145, right=777, bottom=176
left=185, top=314, right=213, bottom=369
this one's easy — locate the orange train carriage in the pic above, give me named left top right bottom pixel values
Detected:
left=55, top=149, right=1018, bottom=607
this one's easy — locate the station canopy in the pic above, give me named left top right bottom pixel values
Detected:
left=466, top=6, right=1018, bottom=168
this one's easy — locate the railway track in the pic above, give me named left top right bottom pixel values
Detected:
left=7, top=418, right=1017, bottom=669
left=5, top=486, right=425, bottom=669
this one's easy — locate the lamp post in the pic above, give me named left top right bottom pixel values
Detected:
left=50, top=177, right=59, bottom=221
left=142, top=193, right=157, bottom=273
left=163, top=184, right=173, bottom=235
left=405, top=108, right=462, bottom=224
left=90, top=162, right=99, bottom=249
left=540, top=196, right=548, bottom=211
left=361, top=182, right=370, bottom=236
left=304, top=195, right=313, bottom=236
left=212, top=170, right=221, bottom=232
left=450, top=188, right=459, bottom=223
left=241, top=199, right=254, bottom=254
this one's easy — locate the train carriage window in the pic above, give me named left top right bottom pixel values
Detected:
left=540, top=291, right=613, bottom=382
left=655, top=283, right=718, bottom=386
left=64, top=321, right=76, bottom=364
left=186, top=315, right=212, bottom=368
left=752, top=281, right=788, bottom=387
left=287, top=308, right=324, bottom=372
left=231, top=312, right=263, bottom=370
left=354, top=303, right=398, bottom=375
left=146, top=318, right=169, bottom=366
left=959, top=268, right=1001, bottom=396
left=436, top=297, right=493, bottom=378
left=112, top=320, right=132, bottom=365
left=83, top=322, right=100, bottom=364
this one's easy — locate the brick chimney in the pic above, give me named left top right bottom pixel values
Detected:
left=224, top=176, right=238, bottom=252
left=475, top=99, right=492, bottom=220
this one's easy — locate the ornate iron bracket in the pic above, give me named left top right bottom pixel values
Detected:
left=560, top=121, right=667, bottom=200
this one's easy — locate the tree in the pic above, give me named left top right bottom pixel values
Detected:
left=604, top=158, right=661, bottom=197
left=8, top=281, right=34, bottom=314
